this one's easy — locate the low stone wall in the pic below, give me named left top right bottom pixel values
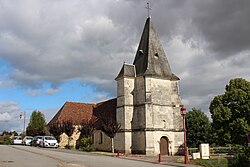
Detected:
left=58, top=126, right=112, bottom=152
left=59, top=125, right=80, bottom=148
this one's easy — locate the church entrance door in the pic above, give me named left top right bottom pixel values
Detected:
left=160, top=136, right=169, bottom=155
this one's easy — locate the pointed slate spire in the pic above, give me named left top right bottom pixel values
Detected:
left=133, top=17, right=179, bottom=80
left=115, top=63, right=135, bottom=80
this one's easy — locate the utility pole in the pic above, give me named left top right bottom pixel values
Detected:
left=20, top=112, right=26, bottom=134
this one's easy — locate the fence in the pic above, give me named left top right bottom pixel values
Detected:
left=188, top=146, right=244, bottom=157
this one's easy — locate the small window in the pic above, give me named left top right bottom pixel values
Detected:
left=91, top=134, right=94, bottom=144
left=139, top=50, right=144, bottom=56
left=163, top=120, right=166, bottom=128
left=154, top=52, right=159, bottom=58
left=99, top=132, right=103, bottom=144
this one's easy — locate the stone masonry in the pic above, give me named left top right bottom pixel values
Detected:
left=114, top=17, right=184, bottom=155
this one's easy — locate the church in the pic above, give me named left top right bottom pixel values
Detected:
left=48, top=16, right=184, bottom=156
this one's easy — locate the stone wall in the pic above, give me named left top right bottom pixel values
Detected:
left=59, top=125, right=80, bottom=148
left=134, top=76, right=145, bottom=105
left=147, top=77, right=172, bottom=105
left=131, top=131, right=146, bottom=154
left=115, top=65, right=184, bottom=155
left=116, top=76, right=134, bottom=154
left=150, top=131, right=184, bottom=155
left=93, top=130, right=111, bottom=151
left=114, top=131, right=131, bottom=154
left=132, top=77, right=183, bottom=155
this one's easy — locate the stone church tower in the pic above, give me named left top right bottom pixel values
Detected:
left=115, top=17, right=184, bottom=155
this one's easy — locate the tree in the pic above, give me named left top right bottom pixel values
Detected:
left=1, top=131, right=18, bottom=136
left=62, top=120, right=75, bottom=147
left=209, top=78, right=250, bottom=146
left=48, top=123, right=64, bottom=141
left=186, top=108, right=212, bottom=148
left=101, top=119, right=120, bottom=153
left=26, top=110, right=46, bottom=136
left=77, top=119, right=96, bottom=150
left=78, top=119, right=96, bottom=138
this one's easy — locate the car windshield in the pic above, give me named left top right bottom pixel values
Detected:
left=44, top=136, right=55, bottom=140
left=14, top=136, right=22, bottom=140
left=37, top=136, right=43, bottom=139
left=26, top=137, right=33, bottom=140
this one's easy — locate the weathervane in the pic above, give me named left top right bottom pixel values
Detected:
left=145, top=2, right=152, bottom=18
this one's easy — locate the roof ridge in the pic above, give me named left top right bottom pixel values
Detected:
left=95, top=98, right=116, bottom=105
left=65, top=101, right=95, bottom=105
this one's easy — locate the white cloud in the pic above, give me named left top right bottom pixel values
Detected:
left=0, top=112, right=12, bottom=121
left=0, top=101, right=21, bottom=113
left=0, top=0, right=249, bottom=120
left=0, top=101, right=23, bottom=133
left=26, top=89, right=40, bottom=97
left=45, top=88, right=60, bottom=95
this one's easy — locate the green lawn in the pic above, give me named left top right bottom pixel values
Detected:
left=192, top=157, right=228, bottom=167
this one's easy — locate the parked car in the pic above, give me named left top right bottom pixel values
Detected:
left=40, top=136, right=58, bottom=148
left=11, top=136, right=23, bottom=145
left=31, top=136, right=43, bottom=146
left=22, top=136, right=33, bottom=146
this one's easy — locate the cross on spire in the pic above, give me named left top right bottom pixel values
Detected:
left=145, top=2, right=152, bottom=18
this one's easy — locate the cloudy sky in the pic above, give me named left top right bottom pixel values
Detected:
left=0, top=0, right=249, bottom=133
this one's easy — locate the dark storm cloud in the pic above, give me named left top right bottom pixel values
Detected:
left=191, top=0, right=250, bottom=58
left=0, top=0, right=249, bottom=116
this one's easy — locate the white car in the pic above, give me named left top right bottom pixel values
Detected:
left=12, top=136, right=23, bottom=145
left=40, top=136, right=58, bottom=148
left=22, top=136, right=33, bottom=145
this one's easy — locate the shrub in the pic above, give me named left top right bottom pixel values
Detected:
left=79, top=146, right=95, bottom=152
left=228, top=147, right=250, bottom=167
left=78, top=138, right=95, bottom=152
left=193, top=158, right=228, bottom=167
left=3, top=137, right=11, bottom=145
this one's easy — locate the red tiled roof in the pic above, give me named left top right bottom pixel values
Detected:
left=47, top=102, right=95, bottom=126
left=47, top=99, right=117, bottom=129
left=93, top=98, right=117, bottom=129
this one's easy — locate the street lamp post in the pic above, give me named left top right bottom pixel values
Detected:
left=181, top=106, right=188, bottom=164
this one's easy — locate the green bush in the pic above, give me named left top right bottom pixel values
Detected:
left=193, top=158, right=228, bottom=167
left=3, top=137, right=11, bottom=145
left=229, top=153, right=249, bottom=167
left=78, top=138, right=95, bottom=152
left=79, top=146, right=95, bottom=152
left=228, top=147, right=250, bottom=167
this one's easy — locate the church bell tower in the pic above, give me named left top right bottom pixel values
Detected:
left=115, top=17, right=184, bottom=155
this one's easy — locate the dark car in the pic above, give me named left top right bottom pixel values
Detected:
left=31, top=136, right=43, bottom=146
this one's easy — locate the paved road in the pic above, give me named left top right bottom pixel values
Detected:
left=0, top=145, right=173, bottom=167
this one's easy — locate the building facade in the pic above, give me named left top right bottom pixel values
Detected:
left=114, top=17, right=184, bottom=155
left=48, top=17, right=184, bottom=156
